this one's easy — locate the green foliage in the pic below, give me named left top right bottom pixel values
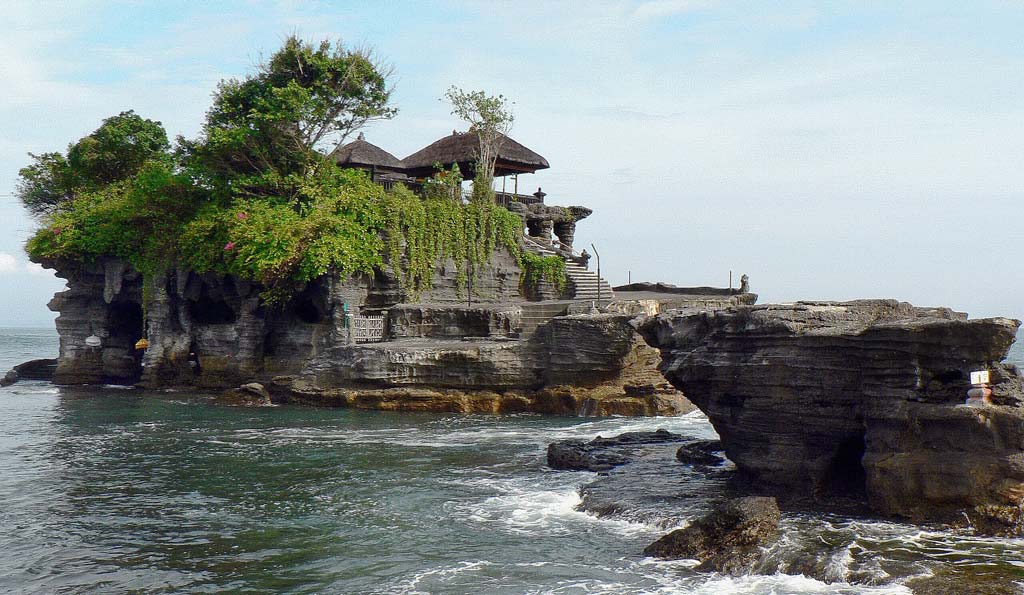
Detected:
left=17, top=111, right=169, bottom=217
left=21, top=38, right=547, bottom=309
left=380, top=166, right=522, bottom=298
left=26, top=161, right=198, bottom=275
left=183, top=35, right=396, bottom=199
left=519, top=251, right=567, bottom=295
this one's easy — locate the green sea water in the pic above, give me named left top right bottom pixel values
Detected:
left=1, top=327, right=1022, bottom=594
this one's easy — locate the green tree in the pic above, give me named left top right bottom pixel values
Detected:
left=444, top=86, right=514, bottom=203
left=17, top=110, right=169, bottom=217
left=185, top=35, right=396, bottom=197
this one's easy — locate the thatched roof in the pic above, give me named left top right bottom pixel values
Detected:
left=330, top=133, right=405, bottom=171
left=402, top=131, right=550, bottom=178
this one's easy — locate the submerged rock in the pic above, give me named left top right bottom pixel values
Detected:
left=643, top=496, right=781, bottom=573
left=1, top=358, right=58, bottom=386
left=637, top=299, right=1024, bottom=533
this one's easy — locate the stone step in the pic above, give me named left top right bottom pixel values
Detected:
left=519, top=302, right=571, bottom=337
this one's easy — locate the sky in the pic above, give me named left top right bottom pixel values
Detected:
left=1, top=0, right=1022, bottom=326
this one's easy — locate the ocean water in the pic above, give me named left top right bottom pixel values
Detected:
left=1, top=327, right=1023, bottom=594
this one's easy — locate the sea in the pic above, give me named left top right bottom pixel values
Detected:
left=1, top=326, right=1023, bottom=594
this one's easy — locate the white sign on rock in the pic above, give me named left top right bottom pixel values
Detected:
left=970, top=370, right=990, bottom=385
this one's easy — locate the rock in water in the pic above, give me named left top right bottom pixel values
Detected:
left=546, top=429, right=687, bottom=471
left=675, top=440, right=726, bottom=467
left=643, top=496, right=780, bottom=573
left=216, top=382, right=273, bottom=407
left=1, top=358, right=58, bottom=386
left=636, top=300, right=1024, bottom=534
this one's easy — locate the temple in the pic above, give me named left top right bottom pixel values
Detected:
left=329, top=130, right=607, bottom=297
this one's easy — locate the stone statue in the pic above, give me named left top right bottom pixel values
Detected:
left=739, top=274, right=749, bottom=294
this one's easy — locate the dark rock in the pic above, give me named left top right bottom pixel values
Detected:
left=643, top=496, right=780, bottom=573
left=676, top=440, right=725, bottom=467
left=637, top=299, right=1024, bottom=533
left=216, top=382, right=273, bottom=407
left=1, top=358, right=58, bottom=386
left=547, top=429, right=686, bottom=471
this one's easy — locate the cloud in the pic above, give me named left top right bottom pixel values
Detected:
left=25, top=262, right=55, bottom=277
left=0, top=253, right=17, bottom=273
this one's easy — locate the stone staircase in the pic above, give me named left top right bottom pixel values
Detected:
left=563, top=261, right=614, bottom=303
left=521, top=236, right=614, bottom=304
left=519, top=302, right=570, bottom=337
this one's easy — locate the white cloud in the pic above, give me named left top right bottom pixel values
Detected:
left=0, top=253, right=17, bottom=273
left=25, top=262, right=55, bottom=277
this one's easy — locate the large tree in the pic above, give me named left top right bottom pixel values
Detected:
left=17, top=110, right=169, bottom=217
left=185, top=36, right=396, bottom=195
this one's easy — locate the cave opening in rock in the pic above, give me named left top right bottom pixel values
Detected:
left=188, top=296, right=237, bottom=325
left=823, top=432, right=868, bottom=498
left=294, top=297, right=324, bottom=324
left=107, top=301, right=144, bottom=382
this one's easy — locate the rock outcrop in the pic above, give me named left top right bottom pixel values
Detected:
left=546, top=429, right=687, bottom=471
left=643, top=496, right=781, bottom=573
left=637, top=300, right=1024, bottom=533
left=1, top=358, right=58, bottom=386
left=40, top=255, right=693, bottom=416
left=216, top=382, right=273, bottom=407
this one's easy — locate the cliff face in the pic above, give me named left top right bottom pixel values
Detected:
left=637, top=300, right=1024, bottom=533
left=44, top=254, right=691, bottom=416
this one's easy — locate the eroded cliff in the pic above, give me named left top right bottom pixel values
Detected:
left=637, top=300, right=1024, bottom=533
left=43, top=255, right=691, bottom=416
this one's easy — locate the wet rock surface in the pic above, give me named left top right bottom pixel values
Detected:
left=676, top=439, right=726, bottom=467
left=637, top=300, right=1024, bottom=532
left=1, top=358, right=57, bottom=387
left=216, top=382, right=273, bottom=407
left=643, top=496, right=781, bottom=573
left=546, top=429, right=687, bottom=471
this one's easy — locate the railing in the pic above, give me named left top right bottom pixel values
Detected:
left=495, top=191, right=545, bottom=208
left=352, top=315, right=386, bottom=342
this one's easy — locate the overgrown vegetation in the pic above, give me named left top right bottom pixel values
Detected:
left=20, top=37, right=563, bottom=305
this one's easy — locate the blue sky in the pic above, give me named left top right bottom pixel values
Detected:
left=1, top=1, right=1022, bottom=326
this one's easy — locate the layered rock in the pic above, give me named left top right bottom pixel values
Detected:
left=1, top=358, right=57, bottom=386
left=636, top=300, right=1024, bottom=532
left=41, top=255, right=692, bottom=416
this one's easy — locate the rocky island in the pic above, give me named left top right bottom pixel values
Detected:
left=13, top=34, right=1024, bottom=569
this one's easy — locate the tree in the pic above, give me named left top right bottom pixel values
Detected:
left=186, top=35, right=397, bottom=194
left=444, top=86, right=514, bottom=202
left=17, top=110, right=169, bottom=217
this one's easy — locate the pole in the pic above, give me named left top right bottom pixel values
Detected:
left=729, top=270, right=733, bottom=292
left=591, top=243, right=601, bottom=307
